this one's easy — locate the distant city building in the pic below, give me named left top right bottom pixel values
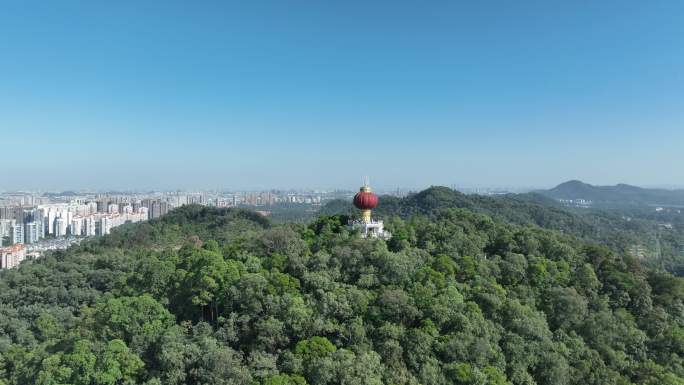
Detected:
left=47, top=209, right=57, bottom=234
left=149, top=201, right=168, bottom=219
left=0, top=244, right=26, bottom=269
left=84, top=216, right=96, bottom=236
left=188, top=195, right=205, bottom=205
left=0, top=207, right=11, bottom=220
left=12, top=207, right=25, bottom=223
left=97, top=201, right=107, bottom=213
left=99, top=216, right=112, bottom=236
left=70, top=216, right=83, bottom=236
left=10, top=221, right=24, bottom=245
left=108, top=203, right=119, bottom=214
left=0, top=219, right=13, bottom=246
left=54, top=217, right=67, bottom=237
left=24, top=222, right=41, bottom=244
left=558, top=198, right=593, bottom=208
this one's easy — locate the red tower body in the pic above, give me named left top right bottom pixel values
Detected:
left=353, top=190, right=378, bottom=210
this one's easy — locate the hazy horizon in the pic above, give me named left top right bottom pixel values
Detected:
left=3, top=180, right=684, bottom=195
left=3, top=1, right=683, bottom=190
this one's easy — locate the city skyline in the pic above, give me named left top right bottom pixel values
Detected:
left=0, top=188, right=342, bottom=258
left=2, top=1, right=684, bottom=190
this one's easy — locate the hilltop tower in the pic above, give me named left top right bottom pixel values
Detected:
left=349, top=179, right=390, bottom=239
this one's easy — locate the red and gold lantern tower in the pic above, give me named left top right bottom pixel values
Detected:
left=349, top=179, right=390, bottom=239
left=353, top=185, right=378, bottom=223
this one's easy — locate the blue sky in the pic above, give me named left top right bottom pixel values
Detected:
left=1, top=0, right=683, bottom=190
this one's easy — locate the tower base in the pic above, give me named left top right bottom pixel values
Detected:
left=349, top=219, right=391, bottom=239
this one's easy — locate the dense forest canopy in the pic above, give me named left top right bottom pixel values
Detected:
left=0, top=204, right=683, bottom=385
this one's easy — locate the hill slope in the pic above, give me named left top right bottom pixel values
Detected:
left=0, top=204, right=683, bottom=385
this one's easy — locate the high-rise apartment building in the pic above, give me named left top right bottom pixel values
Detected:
left=0, top=219, right=13, bottom=246
left=70, top=216, right=83, bottom=236
left=54, top=217, right=67, bottom=237
left=24, top=222, right=41, bottom=244
left=47, top=209, right=57, bottom=235
left=149, top=201, right=168, bottom=219
left=84, top=216, right=96, bottom=236
left=9, top=221, right=24, bottom=244
left=99, top=216, right=112, bottom=236
left=0, top=207, right=11, bottom=220
left=97, top=200, right=108, bottom=213
left=108, top=203, right=119, bottom=214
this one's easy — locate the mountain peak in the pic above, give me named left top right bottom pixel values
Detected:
left=555, top=180, right=591, bottom=188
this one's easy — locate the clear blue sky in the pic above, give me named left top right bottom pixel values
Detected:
left=1, top=0, right=683, bottom=191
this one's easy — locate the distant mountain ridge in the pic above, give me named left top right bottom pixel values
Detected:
left=539, top=180, right=684, bottom=206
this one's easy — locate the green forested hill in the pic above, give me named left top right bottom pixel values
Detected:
left=322, top=187, right=626, bottom=235
left=321, top=187, right=684, bottom=275
left=1, top=205, right=683, bottom=385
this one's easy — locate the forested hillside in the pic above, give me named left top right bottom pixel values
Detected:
left=322, top=187, right=640, bottom=244
left=322, top=187, right=684, bottom=276
left=0, top=205, right=683, bottom=385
